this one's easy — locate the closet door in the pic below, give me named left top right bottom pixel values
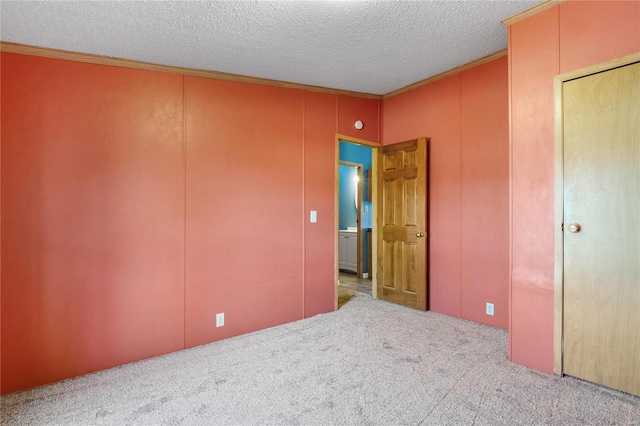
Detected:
left=562, top=61, right=639, bottom=396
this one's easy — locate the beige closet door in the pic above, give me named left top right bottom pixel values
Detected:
left=562, top=61, right=639, bottom=396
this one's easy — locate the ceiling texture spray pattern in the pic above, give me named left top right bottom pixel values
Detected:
left=0, top=1, right=539, bottom=95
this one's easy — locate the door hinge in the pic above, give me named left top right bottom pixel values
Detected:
left=561, top=223, right=564, bottom=231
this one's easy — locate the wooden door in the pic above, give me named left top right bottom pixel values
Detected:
left=562, top=62, right=639, bottom=396
left=376, top=138, right=428, bottom=310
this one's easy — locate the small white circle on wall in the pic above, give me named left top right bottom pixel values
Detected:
left=354, top=120, right=364, bottom=130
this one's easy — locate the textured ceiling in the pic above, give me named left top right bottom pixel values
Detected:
left=0, top=1, right=540, bottom=95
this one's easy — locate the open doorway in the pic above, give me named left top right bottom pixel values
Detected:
left=335, top=134, right=379, bottom=307
left=336, top=136, right=429, bottom=311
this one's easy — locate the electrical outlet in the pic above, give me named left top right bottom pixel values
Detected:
left=486, top=303, right=494, bottom=316
left=310, top=210, right=317, bottom=223
left=216, top=312, right=225, bottom=327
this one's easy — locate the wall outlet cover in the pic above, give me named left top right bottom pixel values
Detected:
left=216, top=312, right=225, bottom=327
left=486, top=303, right=494, bottom=316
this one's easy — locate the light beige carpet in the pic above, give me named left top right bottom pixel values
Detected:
left=2, top=292, right=639, bottom=425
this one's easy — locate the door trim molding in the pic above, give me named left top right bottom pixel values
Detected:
left=335, top=135, right=380, bottom=308
left=553, top=51, right=640, bottom=375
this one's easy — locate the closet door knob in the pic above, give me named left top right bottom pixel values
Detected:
left=416, top=232, right=425, bottom=238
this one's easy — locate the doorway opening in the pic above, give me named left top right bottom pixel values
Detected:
left=335, top=134, right=379, bottom=309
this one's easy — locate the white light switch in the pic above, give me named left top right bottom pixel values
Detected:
left=310, top=210, right=317, bottom=223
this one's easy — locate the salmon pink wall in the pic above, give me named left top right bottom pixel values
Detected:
left=1, top=52, right=378, bottom=394
left=509, top=7, right=559, bottom=375
left=338, top=95, right=380, bottom=143
left=508, top=0, right=640, bottom=373
left=460, top=59, right=509, bottom=328
left=382, top=57, right=509, bottom=329
left=304, top=92, right=339, bottom=317
left=184, top=78, right=305, bottom=347
left=1, top=53, right=186, bottom=394
left=559, top=0, right=640, bottom=74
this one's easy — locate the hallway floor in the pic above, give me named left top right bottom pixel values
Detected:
left=338, top=272, right=372, bottom=296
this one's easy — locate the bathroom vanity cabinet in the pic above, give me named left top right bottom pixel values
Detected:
left=338, top=230, right=357, bottom=273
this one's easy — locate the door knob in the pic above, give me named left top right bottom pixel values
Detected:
left=416, top=232, right=425, bottom=238
left=567, top=223, right=581, bottom=233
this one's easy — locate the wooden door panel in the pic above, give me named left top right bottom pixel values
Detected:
left=403, top=243, right=417, bottom=293
left=383, top=180, right=397, bottom=225
left=377, top=137, right=428, bottom=310
left=382, top=226, right=417, bottom=242
left=404, top=178, right=418, bottom=225
left=562, top=61, right=639, bottom=396
left=381, top=241, right=395, bottom=288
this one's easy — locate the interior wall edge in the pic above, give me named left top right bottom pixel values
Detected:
left=182, top=75, right=188, bottom=351
left=507, top=24, right=515, bottom=363
left=302, top=92, right=307, bottom=319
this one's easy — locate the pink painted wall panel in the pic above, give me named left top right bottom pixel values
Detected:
left=184, top=77, right=305, bottom=348
left=304, top=92, right=338, bottom=317
left=1, top=53, right=186, bottom=394
left=383, top=62, right=509, bottom=325
left=418, top=78, right=463, bottom=318
left=559, top=0, right=640, bottom=74
left=337, top=95, right=380, bottom=143
left=510, top=282, right=555, bottom=373
left=382, top=84, right=435, bottom=145
left=460, top=57, right=509, bottom=329
left=509, top=7, right=559, bottom=373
